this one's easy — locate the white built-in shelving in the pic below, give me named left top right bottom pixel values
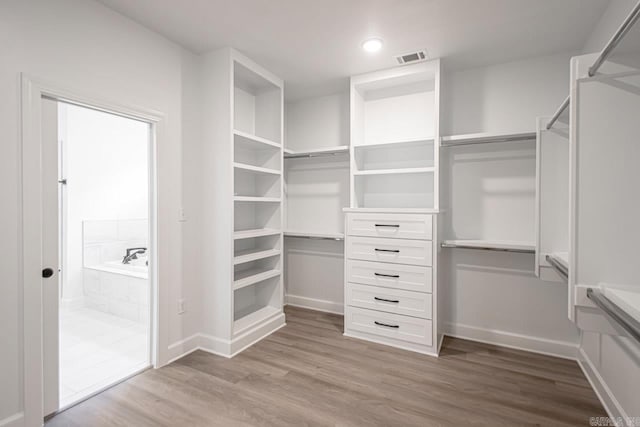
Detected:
left=349, top=61, right=440, bottom=210
left=201, top=48, right=285, bottom=356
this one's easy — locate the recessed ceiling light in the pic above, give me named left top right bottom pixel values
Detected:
left=362, top=38, right=383, bottom=53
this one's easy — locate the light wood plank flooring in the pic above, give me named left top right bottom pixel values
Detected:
left=48, top=306, right=605, bottom=426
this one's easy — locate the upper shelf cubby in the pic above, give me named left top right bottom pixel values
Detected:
left=234, top=60, right=282, bottom=144
left=351, top=62, right=438, bottom=147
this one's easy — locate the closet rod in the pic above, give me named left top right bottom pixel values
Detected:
left=588, top=0, right=640, bottom=77
left=285, top=235, right=344, bottom=241
left=587, top=288, right=640, bottom=344
left=545, top=255, right=568, bottom=281
left=546, top=95, right=570, bottom=130
left=440, top=242, right=534, bottom=254
left=284, top=152, right=346, bottom=159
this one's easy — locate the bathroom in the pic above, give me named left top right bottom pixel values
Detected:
left=56, top=102, right=151, bottom=408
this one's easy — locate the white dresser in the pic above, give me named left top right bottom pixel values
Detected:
left=343, top=212, right=440, bottom=356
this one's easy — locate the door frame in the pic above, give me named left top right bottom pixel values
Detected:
left=20, top=74, right=165, bottom=426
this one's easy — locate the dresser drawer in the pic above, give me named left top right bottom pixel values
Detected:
left=347, top=213, right=432, bottom=240
left=345, top=306, right=433, bottom=346
left=347, top=259, right=432, bottom=293
left=346, top=283, right=432, bottom=319
left=347, top=236, right=432, bottom=266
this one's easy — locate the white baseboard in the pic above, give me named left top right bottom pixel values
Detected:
left=577, top=347, right=628, bottom=425
left=166, top=333, right=201, bottom=365
left=443, top=322, right=579, bottom=360
left=0, top=412, right=24, bottom=427
left=165, top=314, right=286, bottom=363
left=285, top=294, right=343, bottom=315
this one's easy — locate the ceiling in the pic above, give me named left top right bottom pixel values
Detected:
left=97, top=0, right=610, bottom=100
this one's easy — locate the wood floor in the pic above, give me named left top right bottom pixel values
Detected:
left=47, top=306, right=605, bottom=427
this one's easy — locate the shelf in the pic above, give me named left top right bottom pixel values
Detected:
left=234, top=305, right=280, bottom=335
left=234, top=268, right=281, bottom=290
left=354, top=136, right=434, bottom=148
left=233, top=162, right=281, bottom=175
left=284, top=230, right=344, bottom=241
left=234, top=129, right=281, bottom=150
left=234, top=228, right=281, bottom=240
left=233, top=248, right=281, bottom=265
left=284, top=146, right=349, bottom=159
left=441, top=239, right=535, bottom=254
left=234, top=196, right=281, bottom=203
left=440, top=131, right=536, bottom=147
left=353, top=167, right=434, bottom=176
left=602, top=285, right=640, bottom=325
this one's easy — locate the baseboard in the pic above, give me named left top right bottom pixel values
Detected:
left=166, top=333, right=201, bottom=365
left=0, top=412, right=24, bottom=427
left=165, top=314, right=286, bottom=363
left=285, top=294, right=343, bottom=315
left=443, top=322, right=579, bottom=360
left=577, top=347, right=628, bottom=425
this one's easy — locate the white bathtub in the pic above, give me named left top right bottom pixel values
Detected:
left=87, top=258, right=148, bottom=279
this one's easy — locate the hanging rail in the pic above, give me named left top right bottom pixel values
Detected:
left=440, top=241, right=535, bottom=254
left=440, top=131, right=535, bottom=147
left=588, top=0, right=640, bottom=77
left=546, top=95, right=570, bottom=130
left=546, top=254, right=568, bottom=281
left=587, top=288, right=640, bottom=344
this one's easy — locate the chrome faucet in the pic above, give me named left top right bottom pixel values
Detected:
left=122, top=247, right=147, bottom=264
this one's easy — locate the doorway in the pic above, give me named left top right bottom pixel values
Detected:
left=36, top=96, right=156, bottom=416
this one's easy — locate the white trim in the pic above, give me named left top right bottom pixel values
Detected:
left=0, top=413, right=24, bottom=427
left=443, top=322, right=579, bottom=360
left=165, top=333, right=201, bottom=365
left=20, top=74, right=166, bottom=426
left=285, top=294, right=344, bottom=315
left=577, top=347, right=628, bottom=426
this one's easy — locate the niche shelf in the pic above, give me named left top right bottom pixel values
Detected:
left=353, top=167, right=434, bottom=176
left=234, top=196, right=281, bottom=203
left=234, top=129, right=281, bottom=149
left=233, top=267, right=281, bottom=290
left=234, top=228, right=280, bottom=240
left=233, top=248, right=281, bottom=265
left=233, top=162, right=280, bottom=176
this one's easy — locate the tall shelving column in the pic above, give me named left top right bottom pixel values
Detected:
left=202, top=48, right=285, bottom=357
left=343, top=60, right=442, bottom=356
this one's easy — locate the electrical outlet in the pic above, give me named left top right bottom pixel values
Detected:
left=178, top=207, right=187, bottom=222
left=178, top=298, right=186, bottom=314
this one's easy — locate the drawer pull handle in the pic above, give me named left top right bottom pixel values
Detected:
left=375, top=224, right=400, bottom=228
left=374, top=272, right=400, bottom=278
left=374, top=321, right=399, bottom=329
left=374, top=297, right=399, bottom=303
left=374, top=248, right=400, bottom=253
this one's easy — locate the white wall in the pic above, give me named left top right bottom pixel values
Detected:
left=582, top=0, right=638, bottom=53
left=439, top=52, right=581, bottom=358
left=284, top=93, right=349, bottom=314
left=61, top=103, right=149, bottom=303
left=0, top=0, right=201, bottom=423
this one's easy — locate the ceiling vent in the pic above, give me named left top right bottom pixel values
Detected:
left=395, top=50, right=429, bottom=65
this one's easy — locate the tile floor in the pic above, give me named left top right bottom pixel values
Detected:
left=59, top=306, right=149, bottom=408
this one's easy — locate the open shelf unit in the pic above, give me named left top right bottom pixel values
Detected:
left=201, top=48, right=285, bottom=356
left=350, top=61, right=440, bottom=209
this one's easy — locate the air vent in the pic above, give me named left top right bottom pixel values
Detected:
left=395, top=50, right=429, bottom=65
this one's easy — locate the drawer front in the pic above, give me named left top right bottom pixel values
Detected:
left=345, top=306, right=433, bottom=346
left=347, top=236, right=432, bottom=266
left=347, top=213, right=432, bottom=240
left=347, top=259, right=432, bottom=293
left=346, top=283, right=432, bottom=319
